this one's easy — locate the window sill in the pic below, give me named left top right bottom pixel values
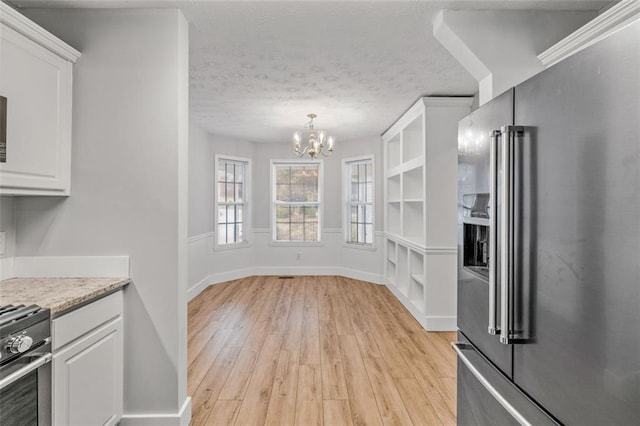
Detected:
left=343, top=242, right=377, bottom=252
left=268, top=241, right=325, bottom=247
left=214, top=242, right=252, bottom=252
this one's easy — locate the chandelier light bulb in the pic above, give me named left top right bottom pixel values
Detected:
left=318, top=130, right=326, bottom=146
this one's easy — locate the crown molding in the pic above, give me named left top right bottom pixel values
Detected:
left=1, top=2, right=81, bottom=62
left=538, top=0, right=640, bottom=67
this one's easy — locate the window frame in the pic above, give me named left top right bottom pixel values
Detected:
left=343, top=155, right=376, bottom=250
left=214, top=154, right=251, bottom=251
left=270, top=159, right=324, bottom=246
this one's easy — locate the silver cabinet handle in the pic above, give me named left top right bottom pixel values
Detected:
left=488, top=130, right=500, bottom=335
left=0, top=353, right=52, bottom=390
left=453, top=342, right=532, bottom=426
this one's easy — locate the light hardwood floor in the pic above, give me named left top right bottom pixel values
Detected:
left=187, top=276, right=457, bottom=425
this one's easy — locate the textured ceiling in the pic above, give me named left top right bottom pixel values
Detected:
left=185, top=2, right=478, bottom=143
left=10, top=0, right=611, bottom=143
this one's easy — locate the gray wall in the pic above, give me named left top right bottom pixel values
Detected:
left=188, top=125, right=254, bottom=237
left=17, top=9, right=189, bottom=416
left=0, top=197, right=15, bottom=259
left=188, top=129, right=383, bottom=236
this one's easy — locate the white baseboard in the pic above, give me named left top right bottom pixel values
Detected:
left=187, top=267, right=385, bottom=301
left=251, top=266, right=343, bottom=277
left=384, top=280, right=457, bottom=332
left=120, top=397, right=191, bottom=426
left=424, top=316, right=458, bottom=331
left=334, top=266, right=385, bottom=285
left=0, top=257, right=15, bottom=280
left=186, top=267, right=254, bottom=300
left=13, top=256, right=130, bottom=278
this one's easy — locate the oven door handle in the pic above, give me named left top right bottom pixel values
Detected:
left=0, top=353, right=52, bottom=390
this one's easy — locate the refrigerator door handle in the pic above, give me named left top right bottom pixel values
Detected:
left=453, top=342, right=533, bottom=426
left=499, top=125, right=512, bottom=344
left=488, top=129, right=501, bottom=335
left=499, top=125, right=525, bottom=345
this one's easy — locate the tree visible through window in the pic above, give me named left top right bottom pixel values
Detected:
left=272, top=161, right=322, bottom=242
left=216, top=157, right=249, bottom=245
left=346, top=157, right=374, bottom=245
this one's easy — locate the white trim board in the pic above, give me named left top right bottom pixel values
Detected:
left=120, top=397, right=191, bottom=426
left=538, top=0, right=640, bottom=67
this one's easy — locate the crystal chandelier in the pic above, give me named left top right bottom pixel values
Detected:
left=292, top=113, right=335, bottom=158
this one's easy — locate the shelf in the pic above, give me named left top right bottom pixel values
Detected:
left=462, top=216, right=490, bottom=226
left=387, top=168, right=402, bottom=178
left=403, top=157, right=424, bottom=173
left=388, top=199, right=401, bottom=203
left=388, top=157, right=424, bottom=178
left=403, top=198, right=422, bottom=203
left=410, top=273, right=425, bottom=285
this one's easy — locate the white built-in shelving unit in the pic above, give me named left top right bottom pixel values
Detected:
left=383, top=97, right=472, bottom=331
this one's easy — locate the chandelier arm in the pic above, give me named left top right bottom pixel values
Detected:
left=295, top=145, right=309, bottom=157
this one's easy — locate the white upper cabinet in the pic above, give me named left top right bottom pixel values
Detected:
left=0, top=3, right=80, bottom=195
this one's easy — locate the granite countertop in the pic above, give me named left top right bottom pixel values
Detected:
left=0, top=277, right=130, bottom=316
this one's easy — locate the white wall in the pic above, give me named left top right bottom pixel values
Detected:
left=187, top=128, right=384, bottom=299
left=17, top=9, right=190, bottom=422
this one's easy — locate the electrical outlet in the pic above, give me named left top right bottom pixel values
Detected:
left=0, top=231, right=5, bottom=256
left=296, top=252, right=301, bottom=260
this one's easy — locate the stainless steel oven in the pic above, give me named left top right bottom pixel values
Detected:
left=0, top=305, right=51, bottom=426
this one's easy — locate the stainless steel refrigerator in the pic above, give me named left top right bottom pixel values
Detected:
left=455, top=19, right=639, bottom=425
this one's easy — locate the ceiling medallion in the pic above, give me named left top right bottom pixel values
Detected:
left=292, top=113, right=335, bottom=158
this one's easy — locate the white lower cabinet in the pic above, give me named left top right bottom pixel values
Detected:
left=52, top=292, right=123, bottom=426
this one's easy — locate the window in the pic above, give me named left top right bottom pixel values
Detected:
left=344, top=156, right=374, bottom=246
left=272, top=160, right=322, bottom=243
left=215, top=155, right=250, bottom=247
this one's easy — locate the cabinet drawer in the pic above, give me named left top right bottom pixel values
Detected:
left=52, top=291, right=123, bottom=350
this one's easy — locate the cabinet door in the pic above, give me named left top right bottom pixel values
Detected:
left=0, top=23, right=72, bottom=195
left=53, top=318, right=123, bottom=426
